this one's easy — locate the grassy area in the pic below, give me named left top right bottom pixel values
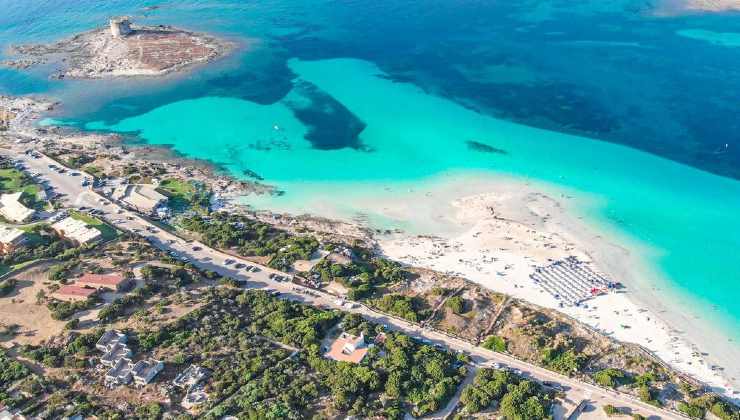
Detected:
left=69, top=210, right=119, bottom=240
left=157, top=178, right=209, bottom=213
left=0, top=168, right=39, bottom=196
left=158, top=178, right=194, bottom=196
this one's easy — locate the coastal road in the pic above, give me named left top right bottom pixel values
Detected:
left=13, top=149, right=683, bottom=420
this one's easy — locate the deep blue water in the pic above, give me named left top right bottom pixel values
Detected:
left=2, top=0, right=740, bottom=179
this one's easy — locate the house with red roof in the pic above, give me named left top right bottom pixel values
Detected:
left=325, top=332, right=369, bottom=364
left=52, top=284, right=97, bottom=302
left=77, top=273, right=131, bottom=292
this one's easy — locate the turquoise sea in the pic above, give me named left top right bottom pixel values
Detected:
left=1, top=0, right=739, bottom=379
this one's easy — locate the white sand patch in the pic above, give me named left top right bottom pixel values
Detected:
left=374, top=175, right=738, bottom=399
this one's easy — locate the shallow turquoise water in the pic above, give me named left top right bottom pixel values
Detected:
left=3, top=0, right=740, bottom=370
left=678, top=29, right=740, bottom=47
left=80, top=58, right=740, bottom=342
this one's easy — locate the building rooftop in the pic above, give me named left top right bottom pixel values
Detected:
left=105, top=357, right=133, bottom=385
left=132, top=359, right=164, bottom=384
left=173, top=364, right=211, bottom=388
left=77, top=273, right=126, bottom=288
left=96, top=330, right=127, bottom=351
left=52, top=216, right=102, bottom=244
left=0, top=225, right=25, bottom=244
left=100, top=342, right=132, bottom=367
left=325, top=332, right=368, bottom=364
left=53, top=284, right=96, bottom=299
left=113, top=184, right=167, bottom=213
left=0, top=192, right=35, bottom=223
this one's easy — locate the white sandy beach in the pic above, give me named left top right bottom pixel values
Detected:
left=371, top=173, right=739, bottom=400
left=250, top=171, right=739, bottom=400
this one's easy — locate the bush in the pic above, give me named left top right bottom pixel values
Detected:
left=677, top=402, right=705, bottom=419
left=445, top=296, right=466, bottom=314
left=370, top=294, right=428, bottom=322
left=638, top=385, right=661, bottom=407
left=594, top=368, right=630, bottom=388
left=219, top=277, right=239, bottom=288
left=482, top=335, right=506, bottom=352
left=603, top=404, right=620, bottom=416
left=540, top=346, right=586, bottom=375
left=64, top=319, right=80, bottom=330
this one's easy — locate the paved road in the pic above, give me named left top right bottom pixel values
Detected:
left=14, top=150, right=682, bottom=420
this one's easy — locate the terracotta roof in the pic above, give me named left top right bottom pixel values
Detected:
left=78, top=273, right=125, bottom=287
left=55, top=285, right=96, bottom=298
left=325, top=333, right=368, bottom=364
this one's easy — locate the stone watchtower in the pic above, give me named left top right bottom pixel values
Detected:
left=109, top=17, right=133, bottom=38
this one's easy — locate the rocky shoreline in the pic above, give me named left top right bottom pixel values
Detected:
left=2, top=20, right=234, bottom=79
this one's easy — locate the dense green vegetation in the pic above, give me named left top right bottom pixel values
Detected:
left=138, top=288, right=465, bottom=418
left=593, top=368, right=631, bottom=388
left=47, top=297, right=97, bottom=320
left=686, top=394, right=740, bottom=420
left=540, top=344, right=587, bottom=375
left=481, top=335, right=507, bottom=352
left=369, top=294, right=430, bottom=323
left=0, top=348, right=29, bottom=388
left=445, top=295, right=467, bottom=314
left=19, top=329, right=102, bottom=368
left=98, top=284, right=157, bottom=322
left=678, top=401, right=706, bottom=419
left=310, top=247, right=408, bottom=299
left=458, top=368, right=552, bottom=418
left=603, top=404, right=620, bottom=416
left=82, top=165, right=105, bottom=179
left=179, top=213, right=319, bottom=271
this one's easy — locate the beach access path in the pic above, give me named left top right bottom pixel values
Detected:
left=12, top=149, right=684, bottom=420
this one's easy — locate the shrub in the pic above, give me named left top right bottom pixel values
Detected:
left=638, top=385, right=661, bottom=407
left=482, top=335, right=506, bottom=352
left=603, top=404, right=619, bottom=416
left=677, top=402, right=705, bottom=419
left=445, top=296, right=466, bottom=314
left=594, top=368, right=629, bottom=388
left=64, top=319, right=80, bottom=330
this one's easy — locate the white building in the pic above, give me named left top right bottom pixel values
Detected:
left=0, top=225, right=25, bottom=254
left=173, top=365, right=211, bottom=389
left=112, top=184, right=167, bottom=215
left=0, top=192, right=34, bottom=223
left=52, top=216, right=102, bottom=245
left=100, top=342, right=132, bottom=368
left=105, top=357, right=133, bottom=385
left=96, top=329, right=127, bottom=352
left=132, top=359, right=164, bottom=385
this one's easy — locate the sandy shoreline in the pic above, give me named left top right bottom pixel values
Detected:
left=373, top=173, right=739, bottom=399
left=5, top=93, right=738, bottom=400
left=246, top=171, right=739, bottom=399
